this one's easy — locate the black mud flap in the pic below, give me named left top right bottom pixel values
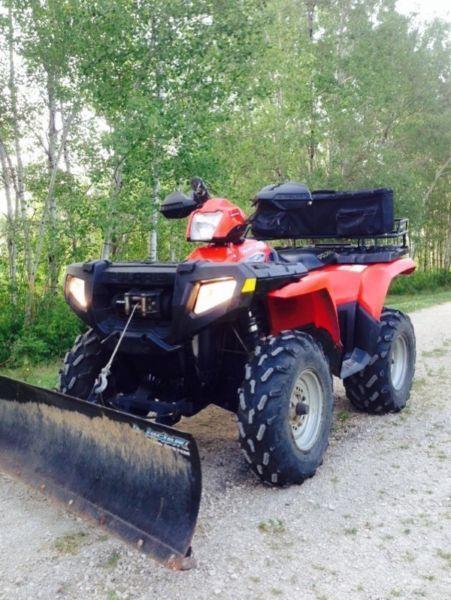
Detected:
left=0, top=375, right=201, bottom=570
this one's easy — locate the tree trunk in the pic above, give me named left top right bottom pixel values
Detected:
left=47, top=73, right=59, bottom=294
left=61, top=103, right=73, bottom=175
left=149, top=178, right=160, bottom=262
left=445, top=208, right=451, bottom=272
left=101, top=161, right=123, bottom=260
left=7, top=6, right=32, bottom=288
left=424, top=156, right=450, bottom=207
left=30, top=106, right=77, bottom=294
left=306, top=1, right=316, bottom=175
left=0, top=137, right=17, bottom=303
left=423, top=155, right=451, bottom=272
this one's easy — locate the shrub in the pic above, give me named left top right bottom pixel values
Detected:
left=390, top=269, right=451, bottom=295
left=0, top=297, right=23, bottom=364
left=0, top=293, right=84, bottom=367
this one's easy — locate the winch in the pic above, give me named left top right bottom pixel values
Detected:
left=116, top=290, right=162, bottom=317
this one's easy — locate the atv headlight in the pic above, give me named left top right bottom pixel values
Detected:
left=66, top=275, right=87, bottom=309
left=190, top=211, right=223, bottom=241
left=194, top=279, right=237, bottom=314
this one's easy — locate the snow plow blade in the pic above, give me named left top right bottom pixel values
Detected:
left=0, top=375, right=201, bottom=569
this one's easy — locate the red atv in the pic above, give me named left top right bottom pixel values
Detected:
left=61, top=178, right=416, bottom=486
left=0, top=177, right=416, bottom=568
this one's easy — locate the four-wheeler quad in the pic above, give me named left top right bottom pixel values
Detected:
left=0, top=177, right=416, bottom=569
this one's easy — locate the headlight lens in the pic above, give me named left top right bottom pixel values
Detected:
left=66, top=276, right=87, bottom=309
left=194, top=279, right=237, bottom=314
left=190, top=211, right=223, bottom=241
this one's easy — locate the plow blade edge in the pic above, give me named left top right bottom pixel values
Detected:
left=0, top=375, right=201, bottom=569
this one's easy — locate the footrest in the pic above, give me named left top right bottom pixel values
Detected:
left=340, top=348, right=371, bottom=379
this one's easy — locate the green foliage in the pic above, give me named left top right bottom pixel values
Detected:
left=387, top=289, right=451, bottom=313
left=0, top=293, right=83, bottom=367
left=390, top=270, right=451, bottom=295
left=0, top=294, right=23, bottom=364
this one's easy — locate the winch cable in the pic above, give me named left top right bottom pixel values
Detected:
left=90, top=303, right=138, bottom=400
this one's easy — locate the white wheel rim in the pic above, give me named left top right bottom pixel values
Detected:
left=390, top=334, right=408, bottom=390
left=290, top=369, right=323, bottom=451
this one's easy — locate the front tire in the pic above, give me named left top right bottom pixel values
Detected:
left=344, top=309, right=416, bottom=414
left=58, top=329, right=142, bottom=412
left=58, top=329, right=106, bottom=398
left=238, top=331, right=333, bottom=486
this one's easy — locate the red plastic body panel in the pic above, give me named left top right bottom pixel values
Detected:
left=187, top=238, right=271, bottom=263
left=357, top=258, right=415, bottom=318
left=186, top=198, right=247, bottom=242
left=267, top=272, right=341, bottom=343
left=267, top=258, right=415, bottom=341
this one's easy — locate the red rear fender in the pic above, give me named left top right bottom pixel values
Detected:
left=358, top=258, right=415, bottom=319
left=266, top=257, right=415, bottom=343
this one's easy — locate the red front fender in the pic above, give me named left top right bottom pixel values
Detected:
left=267, top=272, right=341, bottom=344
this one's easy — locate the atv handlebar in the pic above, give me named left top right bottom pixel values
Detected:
left=190, top=177, right=210, bottom=205
left=160, top=177, right=210, bottom=220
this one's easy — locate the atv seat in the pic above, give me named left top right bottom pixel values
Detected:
left=275, top=243, right=409, bottom=269
left=276, top=248, right=337, bottom=271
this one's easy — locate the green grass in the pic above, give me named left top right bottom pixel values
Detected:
left=387, top=288, right=451, bottom=313
left=258, top=518, right=286, bottom=534
left=54, top=531, right=88, bottom=555
left=0, top=360, right=60, bottom=389
left=104, top=551, right=121, bottom=569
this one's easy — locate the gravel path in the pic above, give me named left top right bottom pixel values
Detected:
left=0, top=303, right=450, bottom=600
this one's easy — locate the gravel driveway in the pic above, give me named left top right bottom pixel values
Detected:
left=0, top=302, right=450, bottom=600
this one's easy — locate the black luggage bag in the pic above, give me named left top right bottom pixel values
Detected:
left=251, top=182, right=394, bottom=239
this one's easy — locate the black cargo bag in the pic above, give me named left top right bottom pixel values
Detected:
left=250, top=182, right=394, bottom=239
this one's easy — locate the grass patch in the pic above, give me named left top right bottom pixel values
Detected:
left=258, top=518, right=286, bottom=534
left=422, top=347, right=447, bottom=358
left=54, top=531, right=88, bottom=555
left=387, top=288, right=451, bottom=313
left=403, top=550, right=416, bottom=563
left=104, top=551, right=121, bottom=569
left=436, top=548, right=451, bottom=565
left=412, top=377, right=427, bottom=391
left=0, top=360, right=60, bottom=389
left=337, top=410, right=350, bottom=422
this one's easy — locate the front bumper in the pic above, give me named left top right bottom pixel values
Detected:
left=65, top=259, right=307, bottom=352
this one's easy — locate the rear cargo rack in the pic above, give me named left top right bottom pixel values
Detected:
left=283, top=218, right=408, bottom=242
left=273, top=219, right=410, bottom=266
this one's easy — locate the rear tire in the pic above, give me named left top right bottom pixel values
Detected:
left=238, top=331, right=333, bottom=487
left=344, top=309, right=415, bottom=414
